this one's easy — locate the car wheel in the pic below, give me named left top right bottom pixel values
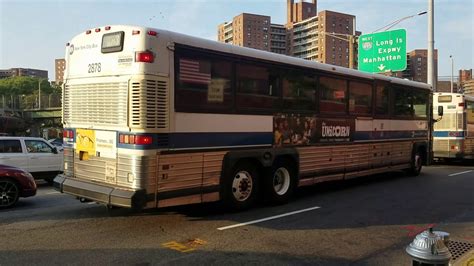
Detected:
left=0, top=178, right=20, bottom=208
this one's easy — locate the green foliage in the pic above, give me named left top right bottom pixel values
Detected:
left=0, top=76, right=57, bottom=96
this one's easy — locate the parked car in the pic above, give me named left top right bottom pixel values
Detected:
left=48, top=138, right=64, bottom=151
left=0, top=137, right=63, bottom=184
left=0, top=164, right=37, bottom=208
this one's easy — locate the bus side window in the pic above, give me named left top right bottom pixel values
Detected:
left=467, top=101, right=474, bottom=124
left=319, top=76, right=347, bottom=114
left=236, top=63, right=279, bottom=112
left=281, top=70, right=316, bottom=112
left=412, top=90, right=428, bottom=118
left=175, top=56, right=232, bottom=112
left=375, top=84, right=389, bottom=115
left=393, top=86, right=413, bottom=118
left=349, top=81, right=372, bottom=116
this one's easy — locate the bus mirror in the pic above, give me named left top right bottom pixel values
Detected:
left=438, top=106, right=444, bottom=117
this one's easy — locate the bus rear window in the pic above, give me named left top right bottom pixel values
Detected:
left=438, top=95, right=452, bottom=103
left=101, top=31, right=124, bottom=53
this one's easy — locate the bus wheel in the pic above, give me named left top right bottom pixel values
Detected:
left=407, top=150, right=422, bottom=176
left=225, top=163, right=259, bottom=210
left=265, top=161, right=296, bottom=204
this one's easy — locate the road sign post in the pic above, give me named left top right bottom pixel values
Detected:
left=358, top=29, right=407, bottom=73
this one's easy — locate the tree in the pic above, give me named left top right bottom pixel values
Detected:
left=0, top=76, right=56, bottom=96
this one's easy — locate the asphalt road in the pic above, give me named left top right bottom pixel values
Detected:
left=1, top=162, right=473, bottom=265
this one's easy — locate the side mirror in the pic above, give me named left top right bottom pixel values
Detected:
left=52, top=147, right=58, bottom=154
left=438, top=106, right=444, bottom=117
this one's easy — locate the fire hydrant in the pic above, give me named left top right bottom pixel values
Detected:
left=406, top=227, right=452, bottom=265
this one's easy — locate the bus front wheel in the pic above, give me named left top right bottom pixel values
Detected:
left=225, top=162, right=259, bottom=210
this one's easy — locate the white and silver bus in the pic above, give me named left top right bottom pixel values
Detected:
left=55, top=25, right=434, bottom=210
left=433, top=92, right=474, bottom=160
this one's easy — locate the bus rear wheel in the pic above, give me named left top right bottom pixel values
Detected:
left=265, top=160, right=296, bottom=204
left=225, top=163, right=259, bottom=210
left=406, top=150, right=423, bottom=176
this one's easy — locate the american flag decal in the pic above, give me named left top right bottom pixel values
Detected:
left=179, top=59, right=211, bottom=85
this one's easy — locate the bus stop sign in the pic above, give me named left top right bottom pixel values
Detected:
left=358, top=29, right=407, bottom=73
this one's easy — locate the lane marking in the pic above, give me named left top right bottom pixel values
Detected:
left=45, top=191, right=60, bottom=195
left=449, top=170, right=473, bottom=177
left=217, top=206, right=321, bottom=231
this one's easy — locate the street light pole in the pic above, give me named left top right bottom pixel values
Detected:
left=450, top=55, right=454, bottom=93
left=427, top=0, right=436, bottom=91
left=371, top=11, right=427, bottom=33
left=38, top=79, right=41, bottom=110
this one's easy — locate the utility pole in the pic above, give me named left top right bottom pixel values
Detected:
left=38, top=79, right=41, bottom=110
left=427, top=0, right=436, bottom=91
left=450, top=55, right=454, bottom=93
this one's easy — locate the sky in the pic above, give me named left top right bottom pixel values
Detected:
left=0, top=0, right=472, bottom=81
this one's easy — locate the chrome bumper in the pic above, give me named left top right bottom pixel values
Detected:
left=54, top=174, right=149, bottom=209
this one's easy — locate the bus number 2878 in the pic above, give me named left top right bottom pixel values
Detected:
left=88, top=63, right=101, bottom=73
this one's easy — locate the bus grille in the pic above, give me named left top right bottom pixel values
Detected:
left=63, top=82, right=128, bottom=126
left=130, top=79, right=169, bottom=130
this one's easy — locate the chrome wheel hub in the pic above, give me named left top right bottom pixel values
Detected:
left=232, top=171, right=253, bottom=202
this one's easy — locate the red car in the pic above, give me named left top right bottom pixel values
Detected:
left=0, top=164, right=37, bottom=208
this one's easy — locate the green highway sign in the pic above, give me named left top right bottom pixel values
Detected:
left=358, top=29, right=407, bottom=73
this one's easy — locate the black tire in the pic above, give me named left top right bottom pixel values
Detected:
left=406, top=150, right=423, bottom=176
left=265, top=159, right=296, bottom=204
left=224, top=162, right=259, bottom=210
left=0, top=178, right=20, bottom=208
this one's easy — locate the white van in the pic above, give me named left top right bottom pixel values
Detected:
left=0, top=137, right=63, bottom=183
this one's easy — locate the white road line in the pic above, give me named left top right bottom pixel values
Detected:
left=45, top=191, right=60, bottom=195
left=217, top=206, right=321, bottom=231
left=87, top=202, right=96, bottom=205
left=448, top=170, right=473, bottom=177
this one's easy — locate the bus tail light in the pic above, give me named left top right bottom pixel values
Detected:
left=63, top=129, right=74, bottom=139
left=147, top=30, right=158, bottom=36
left=458, top=102, right=465, bottom=108
left=451, top=145, right=459, bottom=151
left=105, top=26, right=111, bottom=30
left=86, top=30, right=92, bottom=35
left=119, top=134, right=153, bottom=145
left=135, top=51, right=154, bottom=63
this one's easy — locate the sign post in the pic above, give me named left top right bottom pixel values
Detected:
left=358, top=29, right=407, bottom=73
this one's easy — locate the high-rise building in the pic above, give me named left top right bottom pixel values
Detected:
left=405, top=49, right=438, bottom=84
left=218, top=13, right=272, bottom=52
left=270, top=24, right=287, bottom=54
left=217, top=1, right=358, bottom=69
left=459, top=69, right=472, bottom=83
left=55, top=59, right=66, bottom=85
left=286, top=0, right=317, bottom=27
left=289, top=10, right=356, bottom=68
left=0, top=68, right=48, bottom=79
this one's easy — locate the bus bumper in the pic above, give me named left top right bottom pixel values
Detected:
left=53, top=174, right=148, bottom=209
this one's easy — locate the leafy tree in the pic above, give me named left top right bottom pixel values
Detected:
left=0, top=76, right=57, bottom=96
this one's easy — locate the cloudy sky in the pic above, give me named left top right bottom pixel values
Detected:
left=0, top=0, right=472, bottom=81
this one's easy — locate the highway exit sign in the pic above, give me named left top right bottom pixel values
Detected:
left=358, top=29, right=407, bottom=73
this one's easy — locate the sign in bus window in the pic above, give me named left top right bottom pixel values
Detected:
left=101, top=31, right=124, bottom=53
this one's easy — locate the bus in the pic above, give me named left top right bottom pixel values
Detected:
left=54, top=25, right=434, bottom=210
left=433, top=92, right=474, bottom=160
